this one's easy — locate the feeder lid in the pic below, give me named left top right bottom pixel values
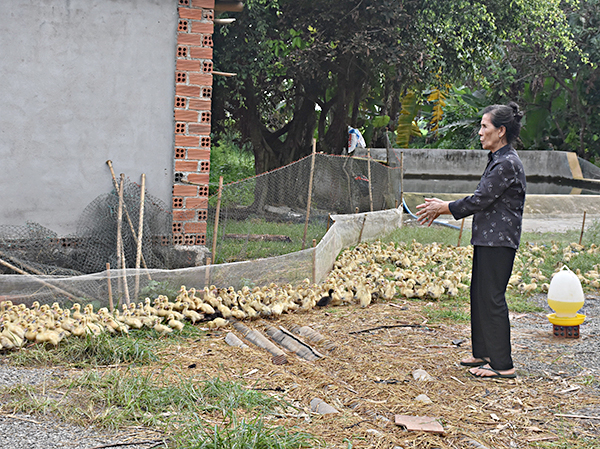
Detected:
left=547, top=265, right=585, bottom=303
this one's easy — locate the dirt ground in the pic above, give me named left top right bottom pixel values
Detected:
left=150, top=294, right=600, bottom=449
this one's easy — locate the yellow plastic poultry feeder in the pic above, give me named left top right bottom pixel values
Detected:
left=547, top=266, right=586, bottom=338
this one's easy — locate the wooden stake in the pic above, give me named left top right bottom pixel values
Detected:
left=302, top=139, right=317, bottom=250
left=134, top=173, right=146, bottom=301
left=458, top=218, right=465, bottom=247
left=122, top=244, right=130, bottom=306
left=358, top=214, right=367, bottom=243
left=212, top=176, right=224, bottom=262
left=579, top=210, right=587, bottom=246
left=367, top=148, right=373, bottom=212
left=116, top=174, right=125, bottom=304
left=106, top=262, right=113, bottom=313
left=105, top=160, right=151, bottom=279
left=400, top=152, right=404, bottom=207
left=0, top=256, right=81, bottom=302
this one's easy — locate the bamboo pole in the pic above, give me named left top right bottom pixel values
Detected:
left=367, top=148, right=373, bottom=212
left=358, top=214, right=367, bottom=243
left=579, top=210, right=587, bottom=246
left=134, top=173, right=146, bottom=301
left=302, top=139, right=317, bottom=250
left=212, top=176, right=224, bottom=262
left=400, top=152, right=404, bottom=207
left=105, top=160, right=151, bottom=279
left=116, top=174, right=131, bottom=306
left=116, top=174, right=125, bottom=305
left=122, top=245, right=130, bottom=306
left=0, top=256, right=80, bottom=302
left=457, top=218, right=465, bottom=247
left=106, top=262, right=113, bottom=313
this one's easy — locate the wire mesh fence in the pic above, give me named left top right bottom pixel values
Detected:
left=206, top=152, right=402, bottom=263
left=0, top=153, right=404, bottom=305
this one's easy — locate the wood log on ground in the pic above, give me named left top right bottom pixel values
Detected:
left=223, top=234, right=292, bottom=242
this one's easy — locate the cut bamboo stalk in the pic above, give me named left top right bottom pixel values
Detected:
left=367, top=148, right=373, bottom=212
left=302, top=139, right=317, bottom=250
left=233, top=322, right=288, bottom=364
left=212, top=176, right=224, bottom=262
left=106, top=262, right=113, bottom=313
left=0, top=256, right=80, bottom=302
left=116, top=174, right=125, bottom=305
left=458, top=218, right=465, bottom=247
left=264, top=325, right=323, bottom=361
left=105, top=160, right=151, bottom=279
left=579, top=210, right=587, bottom=245
left=134, top=173, right=146, bottom=301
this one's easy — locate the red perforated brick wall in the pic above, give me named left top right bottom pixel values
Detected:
left=173, top=0, right=214, bottom=246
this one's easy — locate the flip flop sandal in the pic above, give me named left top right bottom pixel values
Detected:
left=469, top=365, right=517, bottom=379
left=460, top=358, right=489, bottom=367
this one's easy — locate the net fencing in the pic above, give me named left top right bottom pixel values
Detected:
left=206, top=152, right=401, bottom=263
left=0, top=153, right=404, bottom=307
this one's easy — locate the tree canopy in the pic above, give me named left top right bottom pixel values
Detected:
left=212, top=0, right=591, bottom=174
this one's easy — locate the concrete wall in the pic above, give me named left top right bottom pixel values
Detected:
left=363, top=148, right=589, bottom=180
left=0, top=0, right=178, bottom=235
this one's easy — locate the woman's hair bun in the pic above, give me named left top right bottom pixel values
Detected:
left=508, top=101, right=523, bottom=122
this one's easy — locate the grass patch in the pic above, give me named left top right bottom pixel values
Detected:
left=208, top=217, right=327, bottom=263
left=173, top=415, right=318, bottom=449
left=8, top=331, right=160, bottom=367
left=1, top=368, right=319, bottom=449
left=506, top=294, right=546, bottom=314
left=201, top=377, right=281, bottom=416
left=387, top=223, right=471, bottom=247
left=422, top=301, right=470, bottom=323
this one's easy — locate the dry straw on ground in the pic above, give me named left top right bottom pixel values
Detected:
left=153, top=296, right=599, bottom=449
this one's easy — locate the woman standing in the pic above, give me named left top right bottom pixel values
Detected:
left=416, top=102, right=526, bottom=379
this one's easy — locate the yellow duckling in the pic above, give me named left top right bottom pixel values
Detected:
left=72, top=303, right=83, bottom=320
left=152, top=317, right=173, bottom=335
left=167, top=314, right=185, bottom=331
left=181, top=304, right=202, bottom=324
left=34, top=326, right=62, bottom=346
left=206, top=317, right=228, bottom=329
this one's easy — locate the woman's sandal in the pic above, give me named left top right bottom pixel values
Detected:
left=460, top=358, right=489, bottom=367
left=469, top=365, right=517, bottom=379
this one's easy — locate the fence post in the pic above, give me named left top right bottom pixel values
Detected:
left=400, top=151, right=404, bottom=207
left=579, top=210, right=587, bottom=245
left=367, top=148, right=373, bottom=212
left=212, top=176, right=224, bottom=263
left=134, top=173, right=146, bottom=301
left=302, top=139, right=317, bottom=250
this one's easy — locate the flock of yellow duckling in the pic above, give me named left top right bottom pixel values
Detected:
left=1, top=239, right=598, bottom=351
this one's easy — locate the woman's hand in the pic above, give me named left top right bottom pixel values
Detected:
left=415, top=198, right=451, bottom=227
